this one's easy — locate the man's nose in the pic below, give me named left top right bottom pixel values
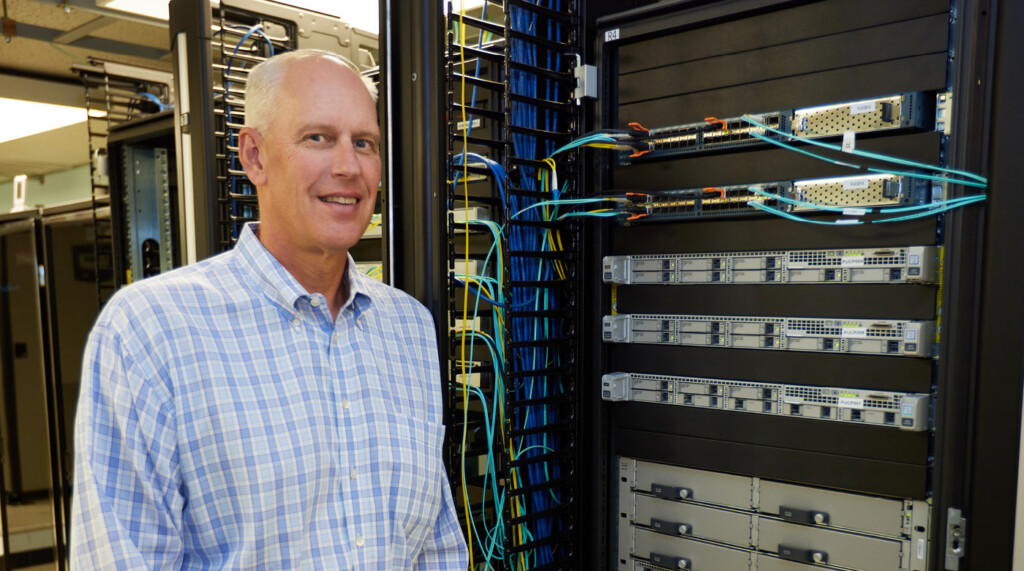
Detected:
left=331, top=141, right=361, bottom=176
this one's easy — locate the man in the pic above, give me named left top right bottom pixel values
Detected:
left=71, top=50, right=468, bottom=569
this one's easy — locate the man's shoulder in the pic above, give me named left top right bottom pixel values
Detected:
left=98, top=251, right=246, bottom=329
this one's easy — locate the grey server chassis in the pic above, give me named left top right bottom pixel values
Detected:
left=601, top=372, right=930, bottom=431
left=603, top=314, right=935, bottom=358
left=618, top=458, right=930, bottom=571
left=604, top=246, right=937, bottom=285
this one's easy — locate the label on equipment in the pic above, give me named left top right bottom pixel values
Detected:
left=841, top=254, right=866, bottom=267
left=841, top=326, right=868, bottom=338
left=850, top=101, right=876, bottom=115
left=604, top=29, right=620, bottom=42
left=917, top=539, right=925, bottom=559
left=842, top=131, right=856, bottom=153
left=842, top=178, right=871, bottom=190
left=842, top=207, right=868, bottom=217
left=838, top=397, right=865, bottom=409
left=788, top=329, right=806, bottom=337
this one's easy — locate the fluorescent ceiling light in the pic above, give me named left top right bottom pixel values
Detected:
left=96, top=0, right=383, bottom=33
left=0, top=98, right=87, bottom=144
left=101, top=0, right=169, bottom=21
left=275, top=1, right=378, bottom=33
left=450, top=0, right=489, bottom=11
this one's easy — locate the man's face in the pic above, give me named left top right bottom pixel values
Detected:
left=249, top=57, right=380, bottom=259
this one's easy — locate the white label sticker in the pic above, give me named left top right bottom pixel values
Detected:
left=456, top=118, right=481, bottom=131
left=841, top=326, right=868, bottom=338
left=906, top=329, right=917, bottom=341
left=842, top=207, right=868, bottom=217
left=850, top=101, right=876, bottom=115
left=788, top=329, right=806, bottom=337
left=842, top=178, right=871, bottom=190
left=841, top=255, right=865, bottom=267
left=917, top=538, right=925, bottom=559
left=838, top=396, right=865, bottom=409
left=604, top=28, right=620, bottom=42
left=842, top=131, right=856, bottom=153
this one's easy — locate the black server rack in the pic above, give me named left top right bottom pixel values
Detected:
left=405, top=0, right=1024, bottom=569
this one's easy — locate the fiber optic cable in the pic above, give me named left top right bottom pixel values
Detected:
left=742, top=114, right=988, bottom=187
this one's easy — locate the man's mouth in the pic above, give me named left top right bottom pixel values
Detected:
left=319, top=196, right=358, bottom=205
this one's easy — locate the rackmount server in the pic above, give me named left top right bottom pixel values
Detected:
left=601, top=372, right=930, bottom=431
left=603, top=246, right=937, bottom=285
left=603, top=314, right=935, bottom=357
left=619, top=458, right=930, bottom=571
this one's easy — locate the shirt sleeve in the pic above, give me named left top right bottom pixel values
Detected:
left=412, top=475, right=469, bottom=571
left=70, top=315, right=185, bottom=570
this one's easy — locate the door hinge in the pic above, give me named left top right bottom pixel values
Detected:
left=945, top=507, right=966, bottom=570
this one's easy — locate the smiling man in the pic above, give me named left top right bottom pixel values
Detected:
left=70, top=50, right=468, bottom=569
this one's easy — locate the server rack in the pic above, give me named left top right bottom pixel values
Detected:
left=405, top=0, right=1024, bottom=569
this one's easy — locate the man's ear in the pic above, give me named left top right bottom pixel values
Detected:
left=238, top=127, right=268, bottom=186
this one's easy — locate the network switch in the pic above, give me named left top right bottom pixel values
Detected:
left=618, top=174, right=934, bottom=222
left=622, top=92, right=931, bottom=163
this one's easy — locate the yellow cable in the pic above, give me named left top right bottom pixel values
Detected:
left=457, top=8, right=475, bottom=568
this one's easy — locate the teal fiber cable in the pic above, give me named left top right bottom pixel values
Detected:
left=748, top=201, right=864, bottom=225
left=743, top=114, right=987, bottom=184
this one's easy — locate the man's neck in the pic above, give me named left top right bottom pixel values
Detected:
left=256, top=227, right=350, bottom=320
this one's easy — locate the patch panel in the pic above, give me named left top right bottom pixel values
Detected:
left=603, top=245, right=936, bottom=285
left=602, top=314, right=935, bottom=357
left=601, top=372, right=931, bottom=431
left=623, top=92, right=931, bottom=163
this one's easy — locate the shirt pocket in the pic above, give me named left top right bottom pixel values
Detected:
left=383, top=415, right=446, bottom=547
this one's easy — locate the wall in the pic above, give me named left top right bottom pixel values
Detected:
left=0, top=164, right=92, bottom=213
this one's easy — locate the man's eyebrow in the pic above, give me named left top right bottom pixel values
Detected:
left=351, top=128, right=381, bottom=141
left=296, top=123, right=337, bottom=134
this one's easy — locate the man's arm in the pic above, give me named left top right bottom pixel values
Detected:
left=413, top=477, right=469, bottom=571
left=70, top=317, right=185, bottom=569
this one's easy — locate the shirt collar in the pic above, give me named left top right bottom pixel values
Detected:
left=235, top=222, right=372, bottom=316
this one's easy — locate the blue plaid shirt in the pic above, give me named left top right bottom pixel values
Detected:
left=71, top=224, right=467, bottom=570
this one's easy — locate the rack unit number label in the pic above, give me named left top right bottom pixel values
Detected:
left=605, top=29, right=620, bottom=42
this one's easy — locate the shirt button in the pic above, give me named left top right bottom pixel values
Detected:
left=350, top=469, right=357, bottom=479
left=342, top=398, right=351, bottom=410
left=355, top=535, right=364, bottom=547
left=311, top=297, right=321, bottom=307
left=331, top=332, right=338, bottom=344
left=291, top=317, right=301, bottom=328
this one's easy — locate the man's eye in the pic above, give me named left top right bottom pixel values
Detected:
left=307, top=134, right=327, bottom=143
left=355, top=139, right=376, bottom=150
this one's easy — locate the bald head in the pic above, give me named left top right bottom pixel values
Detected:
left=244, top=49, right=377, bottom=135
